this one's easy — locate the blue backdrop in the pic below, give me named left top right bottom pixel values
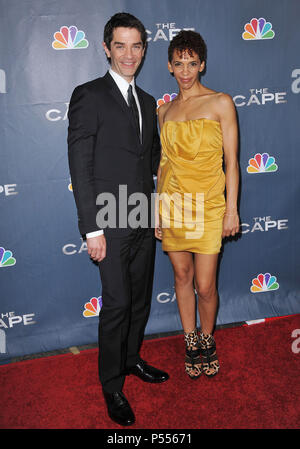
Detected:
left=1, top=0, right=299, bottom=361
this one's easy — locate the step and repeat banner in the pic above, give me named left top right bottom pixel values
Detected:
left=1, top=0, right=299, bottom=361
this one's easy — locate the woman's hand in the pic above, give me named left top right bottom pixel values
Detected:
left=155, top=224, right=162, bottom=240
left=222, top=212, right=240, bottom=238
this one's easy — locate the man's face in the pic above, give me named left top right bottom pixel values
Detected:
left=103, top=27, right=145, bottom=82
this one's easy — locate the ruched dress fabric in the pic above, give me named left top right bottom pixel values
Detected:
left=157, top=118, right=225, bottom=254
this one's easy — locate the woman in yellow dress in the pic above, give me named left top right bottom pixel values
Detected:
left=156, top=31, right=240, bottom=378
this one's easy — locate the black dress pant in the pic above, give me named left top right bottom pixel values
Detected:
left=98, top=227, right=156, bottom=393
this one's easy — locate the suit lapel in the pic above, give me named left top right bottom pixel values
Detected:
left=103, top=72, right=129, bottom=116
left=103, top=72, right=145, bottom=148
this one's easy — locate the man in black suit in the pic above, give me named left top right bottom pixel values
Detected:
left=68, top=12, right=168, bottom=426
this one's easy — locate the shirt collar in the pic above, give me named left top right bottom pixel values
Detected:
left=109, top=69, right=136, bottom=97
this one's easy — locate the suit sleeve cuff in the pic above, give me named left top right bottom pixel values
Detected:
left=86, top=230, right=104, bottom=238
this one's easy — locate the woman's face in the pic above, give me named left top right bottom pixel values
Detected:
left=168, top=49, right=205, bottom=90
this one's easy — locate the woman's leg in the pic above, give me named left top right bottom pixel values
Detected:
left=194, top=253, right=220, bottom=376
left=194, top=253, right=219, bottom=334
left=168, top=251, right=195, bottom=331
left=168, top=251, right=201, bottom=378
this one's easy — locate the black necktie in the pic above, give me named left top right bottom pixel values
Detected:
left=127, top=85, right=141, bottom=143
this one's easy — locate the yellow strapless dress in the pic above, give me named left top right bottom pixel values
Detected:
left=157, top=118, right=225, bottom=254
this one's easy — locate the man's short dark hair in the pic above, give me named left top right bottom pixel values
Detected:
left=168, top=30, right=207, bottom=64
left=103, top=12, right=147, bottom=50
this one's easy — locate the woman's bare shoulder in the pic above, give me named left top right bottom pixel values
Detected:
left=157, top=101, right=174, bottom=124
left=214, top=93, right=237, bottom=124
left=215, top=92, right=234, bottom=107
left=158, top=101, right=172, bottom=115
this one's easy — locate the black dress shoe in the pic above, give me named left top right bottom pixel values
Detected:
left=127, top=360, right=169, bottom=383
left=103, top=390, right=135, bottom=426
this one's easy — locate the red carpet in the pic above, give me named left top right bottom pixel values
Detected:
left=1, top=314, right=299, bottom=429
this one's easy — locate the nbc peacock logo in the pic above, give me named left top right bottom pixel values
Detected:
left=157, top=93, right=177, bottom=109
left=250, top=273, right=279, bottom=293
left=83, top=296, right=102, bottom=318
left=52, top=26, right=89, bottom=50
left=247, top=153, right=278, bottom=173
left=0, top=247, right=16, bottom=267
left=242, top=18, right=275, bottom=40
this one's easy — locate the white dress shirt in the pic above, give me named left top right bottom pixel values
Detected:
left=86, top=69, right=142, bottom=239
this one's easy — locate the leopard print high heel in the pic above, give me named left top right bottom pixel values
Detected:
left=199, top=332, right=220, bottom=377
left=184, top=329, right=202, bottom=379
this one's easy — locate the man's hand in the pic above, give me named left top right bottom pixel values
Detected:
left=87, top=234, right=106, bottom=262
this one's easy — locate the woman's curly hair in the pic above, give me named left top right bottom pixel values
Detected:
left=168, top=30, right=207, bottom=64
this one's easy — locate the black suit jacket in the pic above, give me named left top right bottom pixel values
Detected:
left=68, top=72, right=161, bottom=237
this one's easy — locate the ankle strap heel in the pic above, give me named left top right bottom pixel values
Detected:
left=184, top=329, right=202, bottom=379
left=199, top=332, right=220, bottom=377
